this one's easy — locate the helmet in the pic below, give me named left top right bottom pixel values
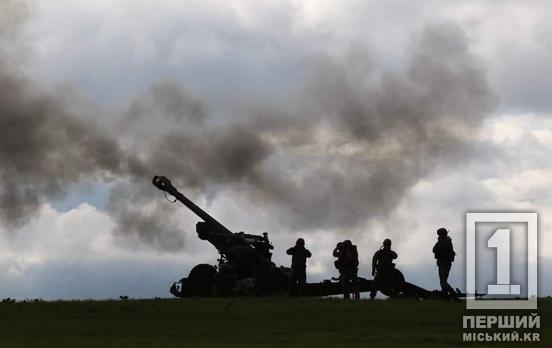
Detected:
left=296, top=238, right=305, bottom=246
left=343, top=240, right=352, bottom=247
left=383, top=238, right=392, bottom=248
left=437, top=228, right=448, bottom=236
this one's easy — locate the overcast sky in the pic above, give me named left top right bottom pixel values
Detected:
left=1, top=0, right=551, bottom=299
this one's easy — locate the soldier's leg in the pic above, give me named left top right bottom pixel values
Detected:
left=438, top=265, right=446, bottom=291
left=389, top=267, right=397, bottom=295
left=370, top=272, right=380, bottom=299
left=352, top=271, right=360, bottom=300
left=341, top=272, right=351, bottom=299
left=443, top=263, right=458, bottom=298
left=298, top=268, right=306, bottom=296
left=288, top=270, right=298, bottom=296
left=439, top=263, right=454, bottom=296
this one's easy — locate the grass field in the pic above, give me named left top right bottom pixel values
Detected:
left=0, top=297, right=549, bottom=347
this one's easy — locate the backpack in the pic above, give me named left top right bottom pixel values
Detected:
left=343, top=245, right=359, bottom=269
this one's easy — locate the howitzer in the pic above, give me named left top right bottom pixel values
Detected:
left=153, top=175, right=478, bottom=299
left=153, top=175, right=285, bottom=296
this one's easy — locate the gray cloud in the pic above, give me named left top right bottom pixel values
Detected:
left=106, top=23, right=496, bottom=238
left=246, top=23, right=496, bottom=230
left=0, top=12, right=131, bottom=227
left=0, top=1, right=496, bottom=250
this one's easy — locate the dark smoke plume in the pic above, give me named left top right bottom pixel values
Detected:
left=254, top=23, right=497, bottom=230
left=0, top=2, right=495, bottom=249
left=0, top=1, right=133, bottom=227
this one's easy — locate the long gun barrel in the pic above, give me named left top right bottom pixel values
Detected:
left=152, top=175, right=232, bottom=235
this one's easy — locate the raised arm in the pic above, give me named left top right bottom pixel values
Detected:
left=372, top=251, right=378, bottom=275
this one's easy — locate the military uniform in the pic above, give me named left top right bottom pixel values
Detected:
left=370, top=247, right=397, bottom=299
left=433, top=234, right=456, bottom=298
left=333, top=241, right=360, bottom=299
left=286, top=242, right=312, bottom=296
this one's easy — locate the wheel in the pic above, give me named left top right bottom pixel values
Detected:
left=379, top=269, right=405, bottom=297
left=186, top=264, right=216, bottom=297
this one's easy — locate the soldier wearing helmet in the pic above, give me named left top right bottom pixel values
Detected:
left=433, top=228, right=457, bottom=300
left=286, top=238, right=312, bottom=296
left=370, top=238, right=398, bottom=299
left=333, top=239, right=360, bottom=299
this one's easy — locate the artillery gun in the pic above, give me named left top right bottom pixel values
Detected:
left=153, top=175, right=477, bottom=299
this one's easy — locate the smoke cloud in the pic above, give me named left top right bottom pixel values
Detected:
left=256, top=24, right=497, bottom=230
left=0, top=2, right=495, bottom=249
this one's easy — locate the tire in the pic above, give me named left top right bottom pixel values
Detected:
left=379, top=269, right=405, bottom=297
left=186, top=264, right=216, bottom=297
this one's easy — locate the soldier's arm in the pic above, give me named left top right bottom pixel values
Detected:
left=286, top=247, right=294, bottom=255
left=391, top=251, right=397, bottom=259
left=433, top=241, right=444, bottom=257
left=305, top=249, right=312, bottom=258
left=443, top=240, right=453, bottom=255
left=372, top=252, right=378, bottom=273
left=449, top=240, right=456, bottom=256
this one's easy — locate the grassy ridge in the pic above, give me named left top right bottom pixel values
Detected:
left=0, top=297, right=549, bottom=347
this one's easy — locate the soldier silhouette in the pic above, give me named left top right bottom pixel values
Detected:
left=286, top=238, right=312, bottom=296
left=226, top=233, right=257, bottom=279
left=333, top=240, right=360, bottom=299
left=432, top=228, right=458, bottom=300
left=370, top=239, right=397, bottom=299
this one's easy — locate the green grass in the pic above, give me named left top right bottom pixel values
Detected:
left=0, top=297, right=549, bottom=347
